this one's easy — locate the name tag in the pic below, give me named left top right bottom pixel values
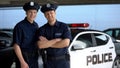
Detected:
left=55, top=33, right=62, bottom=38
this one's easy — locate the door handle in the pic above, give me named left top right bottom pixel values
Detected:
left=91, top=50, right=96, bottom=52
left=109, top=47, right=113, bottom=49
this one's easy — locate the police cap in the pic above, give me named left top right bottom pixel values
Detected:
left=41, top=3, right=58, bottom=13
left=23, top=1, right=40, bottom=11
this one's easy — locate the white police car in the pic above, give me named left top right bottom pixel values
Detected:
left=68, top=23, right=119, bottom=68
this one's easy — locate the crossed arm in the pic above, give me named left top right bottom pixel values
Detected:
left=37, top=36, right=70, bottom=49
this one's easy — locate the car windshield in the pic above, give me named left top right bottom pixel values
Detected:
left=0, top=31, right=13, bottom=38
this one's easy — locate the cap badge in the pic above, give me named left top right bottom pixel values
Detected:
left=30, top=2, right=34, bottom=6
left=46, top=3, right=51, bottom=8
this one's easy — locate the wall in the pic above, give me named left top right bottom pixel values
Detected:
left=0, top=4, right=120, bottom=30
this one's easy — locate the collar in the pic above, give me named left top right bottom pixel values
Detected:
left=24, top=17, right=36, bottom=25
left=47, top=20, right=59, bottom=27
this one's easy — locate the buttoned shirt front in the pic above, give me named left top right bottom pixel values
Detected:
left=13, top=17, right=38, bottom=51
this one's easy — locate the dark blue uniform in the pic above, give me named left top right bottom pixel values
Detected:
left=13, top=17, right=39, bottom=68
left=37, top=20, right=72, bottom=68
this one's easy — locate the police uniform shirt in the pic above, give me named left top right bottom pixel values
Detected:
left=13, top=17, right=38, bottom=50
left=37, top=20, right=72, bottom=56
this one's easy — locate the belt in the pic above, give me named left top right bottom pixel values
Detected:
left=47, top=55, right=66, bottom=60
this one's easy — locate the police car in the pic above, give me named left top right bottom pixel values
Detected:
left=68, top=23, right=120, bottom=68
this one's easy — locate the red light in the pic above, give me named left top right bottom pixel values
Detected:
left=69, top=23, right=89, bottom=28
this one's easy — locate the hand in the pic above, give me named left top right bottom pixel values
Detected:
left=39, top=36, right=48, bottom=41
left=21, top=61, right=29, bottom=68
left=37, top=36, right=49, bottom=48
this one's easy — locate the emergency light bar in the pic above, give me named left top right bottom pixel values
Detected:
left=68, top=23, right=89, bottom=28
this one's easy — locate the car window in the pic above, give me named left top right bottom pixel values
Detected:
left=104, top=29, right=120, bottom=40
left=116, top=30, right=120, bottom=40
left=105, top=30, right=113, bottom=36
left=76, top=34, right=92, bottom=48
left=0, top=32, right=11, bottom=38
left=94, top=33, right=108, bottom=46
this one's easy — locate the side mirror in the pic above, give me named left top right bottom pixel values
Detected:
left=71, top=40, right=87, bottom=51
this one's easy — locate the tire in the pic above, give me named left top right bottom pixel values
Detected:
left=112, top=56, right=120, bottom=68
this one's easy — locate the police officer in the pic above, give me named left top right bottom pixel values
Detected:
left=37, top=3, right=72, bottom=68
left=13, top=1, right=40, bottom=68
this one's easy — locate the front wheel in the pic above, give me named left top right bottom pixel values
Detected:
left=112, top=56, right=120, bottom=68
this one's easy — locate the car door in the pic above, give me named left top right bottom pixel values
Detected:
left=69, top=31, right=96, bottom=68
left=68, top=31, right=116, bottom=68
left=89, top=32, right=116, bottom=68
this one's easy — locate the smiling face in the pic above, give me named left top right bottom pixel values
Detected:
left=44, top=10, right=56, bottom=26
left=26, top=9, right=38, bottom=23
